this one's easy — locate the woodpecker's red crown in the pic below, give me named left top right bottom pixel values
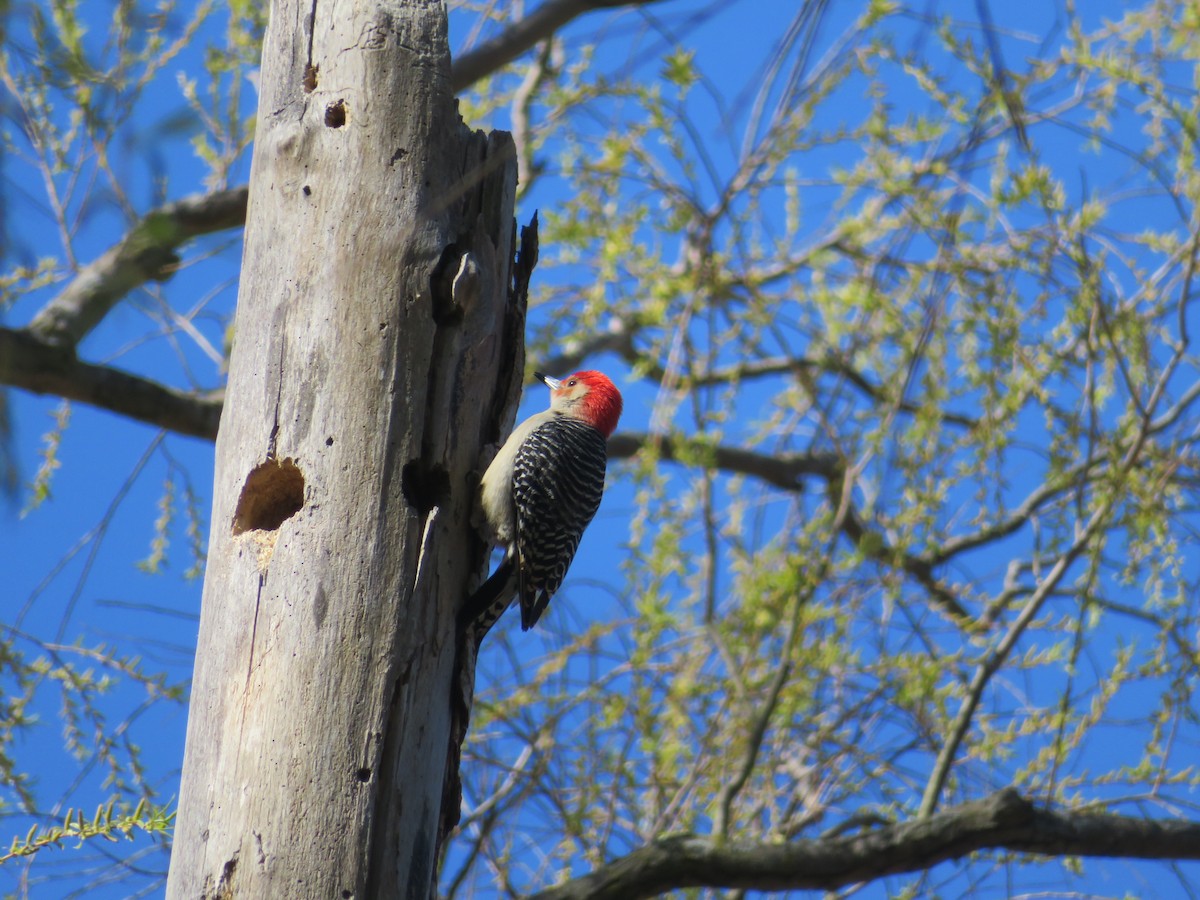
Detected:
left=536, top=370, right=623, bottom=438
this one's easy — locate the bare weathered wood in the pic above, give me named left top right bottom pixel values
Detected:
left=165, top=0, right=520, bottom=897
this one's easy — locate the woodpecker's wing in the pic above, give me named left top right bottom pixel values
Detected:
left=511, top=416, right=608, bottom=630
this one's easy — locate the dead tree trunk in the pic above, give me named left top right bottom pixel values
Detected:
left=165, top=0, right=523, bottom=896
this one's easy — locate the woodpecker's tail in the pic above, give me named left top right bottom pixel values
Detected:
left=461, top=553, right=518, bottom=645
left=518, top=583, right=551, bottom=632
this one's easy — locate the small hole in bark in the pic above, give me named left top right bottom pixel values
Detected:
left=401, top=461, right=449, bottom=515
left=302, top=185, right=312, bottom=196
left=303, top=63, right=319, bottom=93
left=325, top=436, right=334, bottom=446
left=356, top=767, right=372, bottom=783
left=232, top=458, right=305, bottom=535
left=325, top=100, right=347, bottom=128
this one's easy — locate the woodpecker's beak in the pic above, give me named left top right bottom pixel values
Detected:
left=535, top=372, right=562, bottom=390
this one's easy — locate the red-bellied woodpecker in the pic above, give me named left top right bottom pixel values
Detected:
left=464, top=370, right=623, bottom=641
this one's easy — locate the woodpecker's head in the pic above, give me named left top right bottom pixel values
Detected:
left=536, top=370, right=623, bottom=438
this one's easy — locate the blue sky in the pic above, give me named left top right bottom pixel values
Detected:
left=4, top=0, right=1199, bottom=897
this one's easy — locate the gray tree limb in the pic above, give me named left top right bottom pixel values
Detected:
left=529, top=788, right=1200, bottom=900
left=607, top=431, right=840, bottom=490
left=0, top=327, right=223, bottom=439
left=27, top=187, right=248, bottom=348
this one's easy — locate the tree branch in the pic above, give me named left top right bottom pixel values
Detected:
left=538, top=316, right=638, bottom=377
left=928, top=457, right=1107, bottom=566
left=451, top=0, right=667, bottom=93
left=608, top=432, right=972, bottom=621
left=837, top=500, right=971, bottom=623
left=0, top=328, right=222, bottom=439
left=543, top=327, right=982, bottom=432
left=27, top=188, right=249, bottom=348
left=920, top=323, right=1179, bottom=817
left=528, top=788, right=1200, bottom=900
left=607, top=431, right=840, bottom=491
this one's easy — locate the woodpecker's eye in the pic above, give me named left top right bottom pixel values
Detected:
left=568, top=379, right=577, bottom=387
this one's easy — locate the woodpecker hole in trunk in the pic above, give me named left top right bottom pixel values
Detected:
left=324, top=99, right=347, bottom=128
left=401, top=460, right=449, bottom=515
left=232, top=458, right=305, bottom=534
